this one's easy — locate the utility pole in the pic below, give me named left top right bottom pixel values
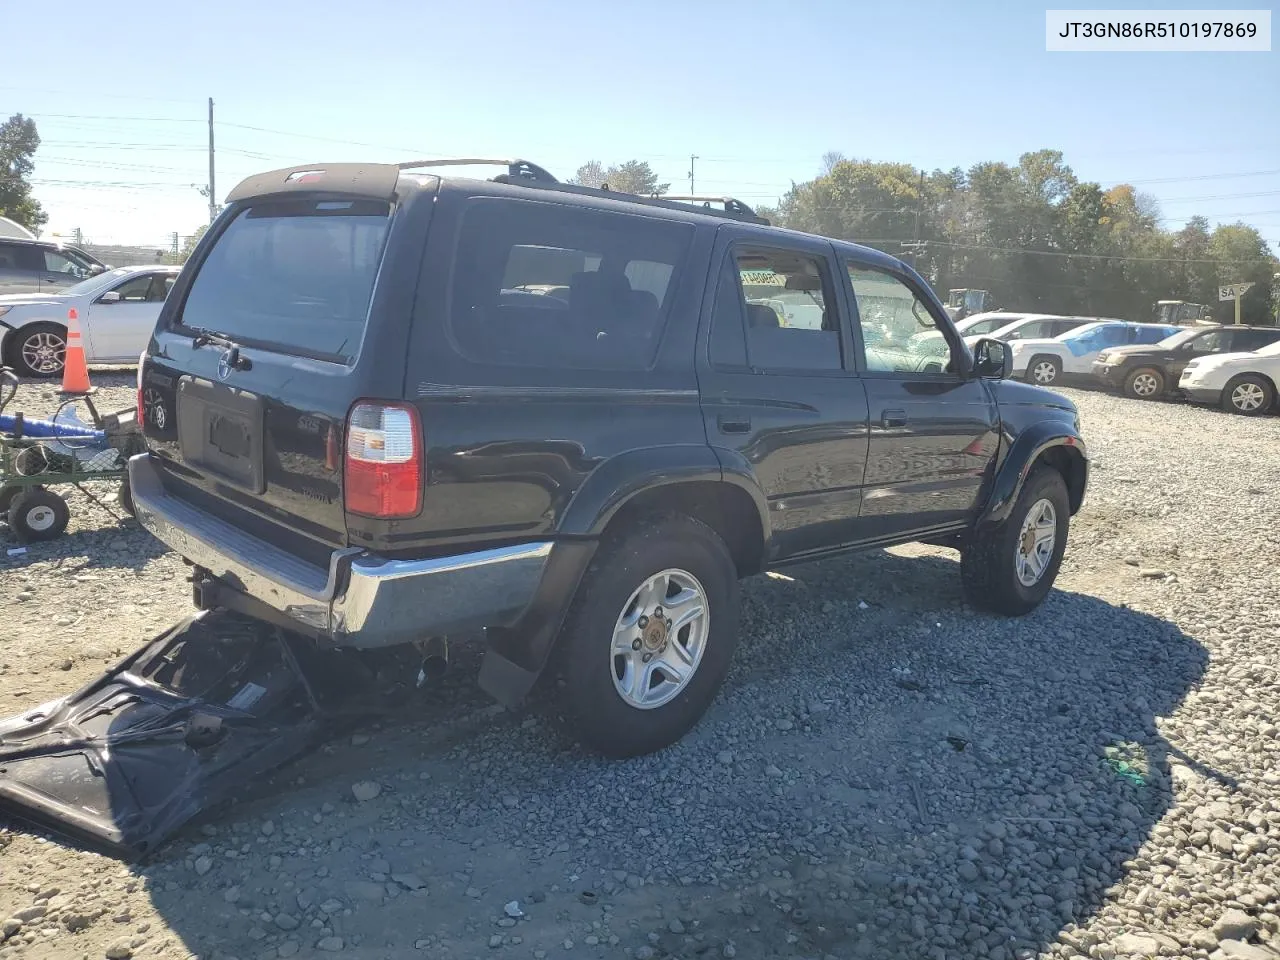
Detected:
left=899, top=171, right=927, bottom=268
left=207, top=97, right=217, bottom=224
left=688, top=155, right=698, bottom=195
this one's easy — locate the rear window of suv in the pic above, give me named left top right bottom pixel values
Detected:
left=177, top=197, right=391, bottom=363
left=448, top=198, right=693, bottom=370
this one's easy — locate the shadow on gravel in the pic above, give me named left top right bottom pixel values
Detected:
left=22, top=549, right=1206, bottom=960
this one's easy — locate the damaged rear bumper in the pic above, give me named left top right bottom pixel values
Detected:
left=0, top=612, right=414, bottom=859
left=127, top=453, right=553, bottom=648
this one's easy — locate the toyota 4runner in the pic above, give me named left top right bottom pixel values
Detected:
left=130, top=158, right=1088, bottom=758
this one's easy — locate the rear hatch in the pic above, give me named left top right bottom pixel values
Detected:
left=142, top=181, right=424, bottom=563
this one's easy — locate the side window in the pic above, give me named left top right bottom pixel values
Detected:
left=1192, top=331, right=1225, bottom=352
left=448, top=199, right=692, bottom=371
left=1099, top=326, right=1128, bottom=347
left=1232, top=329, right=1276, bottom=352
left=1011, top=321, right=1044, bottom=340
left=1133, top=326, right=1171, bottom=345
left=847, top=264, right=950, bottom=374
left=147, top=274, right=176, bottom=302
left=43, top=250, right=84, bottom=276
left=708, top=260, right=748, bottom=369
left=111, top=275, right=154, bottom=302
left=0, top=242, right=16, bottom=269
left=733, top=247, right=841, bottom=372
left=12, top=245, right=43, bottom=271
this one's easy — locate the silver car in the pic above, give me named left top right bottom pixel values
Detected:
left=0, top=237, right=110, bottom=296
left=0, top=265, right=179, bottom=377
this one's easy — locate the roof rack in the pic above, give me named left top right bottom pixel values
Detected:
left=396, top=159, right=770, bottom=225
left=397, top=158, right=558, bottom=183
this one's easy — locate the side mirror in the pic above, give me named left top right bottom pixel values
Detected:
left=88, top=265, right=106, bottom=277
left=98, top=290, right=123, bottom=304
left=973, top=337, right=1011, bottom=380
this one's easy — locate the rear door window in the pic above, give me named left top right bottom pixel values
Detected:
left=176, top=197, right=392, bottom=363
left=448, top=199, right=693, bottom=371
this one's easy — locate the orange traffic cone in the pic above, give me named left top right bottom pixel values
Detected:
left=60, top=307, right=92, bottom=394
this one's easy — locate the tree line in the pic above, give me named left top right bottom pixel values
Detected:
left=763, top=150, right=1277, bottom=326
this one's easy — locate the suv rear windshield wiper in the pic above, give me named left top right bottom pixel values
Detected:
left=189, top=326, right=240, bottom=350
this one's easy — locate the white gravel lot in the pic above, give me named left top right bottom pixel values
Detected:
left=1, top=373, right=1279, bottom=960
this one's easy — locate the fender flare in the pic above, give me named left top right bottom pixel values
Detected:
left=479, top=446, right=772, bottom=708
left=556, top=444, right=770, bottom=540
left=979, top=422, right=1088, bottom=527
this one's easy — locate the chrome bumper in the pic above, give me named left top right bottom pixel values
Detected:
left=127, top=454, right=552, bottom=648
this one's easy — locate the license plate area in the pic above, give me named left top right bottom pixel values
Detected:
left=177, top=377, right=265, bottom=492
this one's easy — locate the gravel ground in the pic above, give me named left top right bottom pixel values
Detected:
left=2, top=373, right=1280, bottom=960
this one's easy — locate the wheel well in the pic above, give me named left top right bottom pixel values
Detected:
left=1227, top=370, right=1278, bottom=396
left=2, top=322, right=66, bottom=366
left=1034, top=444, right=1087, bottom=514
left=604, top=481, right=765, bottom=577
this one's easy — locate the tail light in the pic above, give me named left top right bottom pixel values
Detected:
left=344, top=402, right=422, bottom=518
left=136, top=351, right=147, bottom=428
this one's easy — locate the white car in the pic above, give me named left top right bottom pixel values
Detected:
left=965, top=314, right=1094, bottom=348
left=0, top=265, right=179, bottom=378
left=1006, top=320, right=1179, bottom=386
left=906, top=310, right=1030, bottom=357
left=1180, top=338, right=1280, bottom=415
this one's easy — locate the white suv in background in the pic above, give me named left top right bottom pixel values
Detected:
left=1180, top=339, right=1280, bottom=415
left=1008, top=320, right=1179, bottom=385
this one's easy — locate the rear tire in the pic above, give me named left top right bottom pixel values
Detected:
left=1025, top=355, right=1061, bottom=386
left=9, top=323, right=68, bottom=379
left=1124, top=366, right=1165, bottom=400
left=1221, top=374, right=1274, bottom=416
left=7, top=487, right=70, bottom=542
left=556, top=513, right=740, bottom=758
left=961, top=468, right=1069, bottom=616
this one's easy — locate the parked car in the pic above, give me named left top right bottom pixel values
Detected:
left=0, top=265, right=180, bottom=377
left=1179, top=337, right=1280, bottom=415
left=907, top=310, right=1027, bottom=356
left=976, top=314, right=1095, bottom=344
left=1091, top=324, right=1280, bottom=400
left=0, top=236, right=110, bottom=295
left=1007, top=320, right=1180, bottom=386
left=129, top=158, right=1088, bottom=759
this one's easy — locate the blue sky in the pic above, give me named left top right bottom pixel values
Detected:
left=3, top=0, right=1277, bottom=251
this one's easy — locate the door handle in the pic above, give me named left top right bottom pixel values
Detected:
left=881, top=409, right=908, bottom=429
left=717, top=415, right=751, bottom=434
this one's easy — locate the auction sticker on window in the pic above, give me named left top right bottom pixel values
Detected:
left=1046, top=9, right=1271, bottom=50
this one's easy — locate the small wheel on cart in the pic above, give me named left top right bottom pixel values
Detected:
left=7, top=487, right=71, bottom=542
left=117, top=477, right=136, bottom=517
left=0, top=484, right=20, bottom=519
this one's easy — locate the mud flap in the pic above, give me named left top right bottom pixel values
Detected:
left=0, top=611, right=412, bottom=860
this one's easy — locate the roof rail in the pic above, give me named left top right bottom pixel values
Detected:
left=396, top=157, right=558, bottom=183
left=657, top=195, right=764, bottom=220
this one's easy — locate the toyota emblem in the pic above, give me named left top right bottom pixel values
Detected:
left=216, top=349, right=234, bottom=381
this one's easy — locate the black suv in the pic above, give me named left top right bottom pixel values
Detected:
left=130, top=159, right=1088, bottom=758
left=1091, top=324, right=1280, bottom=400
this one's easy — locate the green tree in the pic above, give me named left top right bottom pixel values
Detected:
left=1209, top=224, right=1276, bottom=325
left=570, top=160, right=669, bottom=196
left=0, top=114, right=46, bottom=231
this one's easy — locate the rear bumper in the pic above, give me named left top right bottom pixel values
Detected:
left=128, top=454, right=553, bottom=648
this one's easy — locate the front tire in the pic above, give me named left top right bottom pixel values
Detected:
left=1025, top=355, right=1062, bottom=386
left=7, top=487, right=71, bottom=542
left=1222, top=375, right=1274, bottom=416
left=9, top=323, right=68, bottom=379
left=556, top=513, right=740, bottom=758
left=1124, top=366, right=1165, bottom=400
left=961, top=468, right=1069, bottom=616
